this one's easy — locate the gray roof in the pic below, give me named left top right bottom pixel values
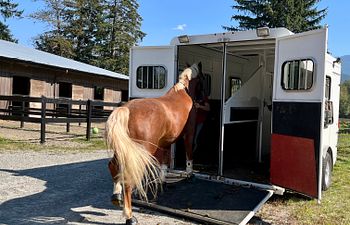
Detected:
left=0, top=39, right=128, bottom=80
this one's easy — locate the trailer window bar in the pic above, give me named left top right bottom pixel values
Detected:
left=136, top=66, right=167, bottom=89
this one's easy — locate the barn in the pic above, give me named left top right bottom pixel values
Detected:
left=0, top=39, right=128, bottom=111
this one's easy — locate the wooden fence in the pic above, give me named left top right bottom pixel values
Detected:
left=0, top=95, right=121, bottom=143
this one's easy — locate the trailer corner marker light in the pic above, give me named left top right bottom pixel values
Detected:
left=256, top=27, right=270, bottom=37
left=178, top=35, right=190, bottom=43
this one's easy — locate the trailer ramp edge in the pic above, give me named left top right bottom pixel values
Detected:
left=133, top=173, right=277, bottom=225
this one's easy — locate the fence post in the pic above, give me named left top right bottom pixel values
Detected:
left=78, top=104, right=82, bottom=126
left=40, top=96, right=47, bottom=144
left=66, top=102, right=71, bottom=132
left=86, top=100, right=92, bottom=141
left=20, top=100, right=25, bottom=128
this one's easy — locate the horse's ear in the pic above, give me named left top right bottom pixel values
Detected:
left=198, top=62, right=202, bottom=72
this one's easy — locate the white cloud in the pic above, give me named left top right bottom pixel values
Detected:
left=173, top=24, right=187, bottom=31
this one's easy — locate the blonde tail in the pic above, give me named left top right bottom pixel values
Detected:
left=105, top=107, right=161, bottom=201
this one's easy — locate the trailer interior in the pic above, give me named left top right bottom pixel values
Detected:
left=175, top=40, right=276, bottom=184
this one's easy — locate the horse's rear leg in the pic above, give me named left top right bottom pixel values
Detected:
left=108, top=160, right=123, bottom=207
left=160, top=147, right=171, bottom=182
left=124, top=185, right=138, bottom=225
left=183, top=134, right=194, bottom=174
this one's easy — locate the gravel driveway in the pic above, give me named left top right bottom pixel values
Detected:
left=0, top=120, right=282, bottom=225
left=0, top=151, right=196, bottom=225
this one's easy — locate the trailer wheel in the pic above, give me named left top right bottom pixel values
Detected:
left=322, top=151, right=333, bottom=191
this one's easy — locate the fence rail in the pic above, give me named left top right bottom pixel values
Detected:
left=0, top=95, right=122, bottom=143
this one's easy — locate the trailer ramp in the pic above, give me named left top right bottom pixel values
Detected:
left=133, top=174, right=273, bottom=225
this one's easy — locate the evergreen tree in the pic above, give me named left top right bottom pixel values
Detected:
left=31, top=0, right=75, bottom=58
left=0, top=0, right=23, bottom=42
left=31, top=0, right=145, bottom=74
left=340, top=81, right=350, bottom=118
left=224, top=0, right=327, bottom=33
left=94, top=0, right=145, bottom=74
left=64, top=0, right=105, bottom=64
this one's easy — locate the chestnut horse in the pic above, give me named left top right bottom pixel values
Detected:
left=105, top=64, right=199, bottom=225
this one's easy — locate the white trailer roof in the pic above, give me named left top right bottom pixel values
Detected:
left=0, top=39, right=128, bottom=80
left=170, top=27, right=293, bottom=46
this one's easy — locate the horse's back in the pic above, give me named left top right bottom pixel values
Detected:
left=122, top=93, right=191, bottom=145
left=123, top=98, right=169, bottom=140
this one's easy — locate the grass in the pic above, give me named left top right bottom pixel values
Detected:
left=284, top=133, right=350, bottom=224
left=71, top=137, right=107, bottom=150
left=0, top=136, right=107, bottom=152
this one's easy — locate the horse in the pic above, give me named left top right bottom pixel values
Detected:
left=105, top=63, right=200, bottom=225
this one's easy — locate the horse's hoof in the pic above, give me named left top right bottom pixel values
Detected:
left=126, top=216, right=138, bottom=225
left=186, top=174, right=196, bottom=182
left=111, top=193, right=123, bottom=207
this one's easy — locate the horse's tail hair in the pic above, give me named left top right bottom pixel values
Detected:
left=105, top=107, right=161, bottom=201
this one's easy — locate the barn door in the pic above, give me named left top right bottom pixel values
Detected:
left=129, top=46, right=176, bottom=99
left=271, top=28, right=327, bottom=200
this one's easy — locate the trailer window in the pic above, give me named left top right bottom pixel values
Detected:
left=136, top=66, right=166, bottom=89
left=230, top=77, right=242, bottom=96
left=282, top=59, right=314, bottom=90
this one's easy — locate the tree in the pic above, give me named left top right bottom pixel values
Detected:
left=0, top=0, right=23, bottom=42
left=92, top=0, right=145, bottom=74
left=31, top=0, right=145, bottom=74
left=31, top=0, right=75, bottom=58
left=340, top=81, right=350, bottom=118
left=224, top=0, right=327, bottom=33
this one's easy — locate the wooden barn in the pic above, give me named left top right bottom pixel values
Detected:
left=0, top=39, right=128, bottom=111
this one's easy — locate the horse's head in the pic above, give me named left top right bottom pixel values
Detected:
left=175, top=62, right=202, bottom=92
left=182, top=62, right=201, bottom=81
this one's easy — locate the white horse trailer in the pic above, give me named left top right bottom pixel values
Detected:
left=129, top=27, right=341, bottom=224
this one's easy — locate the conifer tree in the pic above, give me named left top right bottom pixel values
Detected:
left=0, top=0, right=23, bottom=42
left=224, top=0, right=327, bottom=33
left=93, top=0, right=145, bottom=74
left=32, top=0, right=145, bottom=74
left=31, top=0, right=74, bottom=58
left=340, top=81, right=350, bottom=117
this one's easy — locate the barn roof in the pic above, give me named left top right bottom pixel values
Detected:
left=0, top=39, right=128, bottom=80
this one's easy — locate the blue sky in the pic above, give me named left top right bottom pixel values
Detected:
left=6, top=0, right=350, bottom=57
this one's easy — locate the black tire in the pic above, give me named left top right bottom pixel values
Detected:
left=322, top=151, right=333, bottom=191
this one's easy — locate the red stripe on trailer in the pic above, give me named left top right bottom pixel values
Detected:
left=270, top=134, right=317, bottom=198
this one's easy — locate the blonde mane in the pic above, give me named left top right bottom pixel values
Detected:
left=174, top=68, right=192, bottom=92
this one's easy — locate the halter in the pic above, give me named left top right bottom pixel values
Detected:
left=132, top=138, right=166, bottom=151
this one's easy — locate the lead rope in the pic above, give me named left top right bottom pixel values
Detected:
left=131, top=138, right=165, bottom=151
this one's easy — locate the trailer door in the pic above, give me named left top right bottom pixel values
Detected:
left=129, top=46, right=176, bottom=99
left=271, top=28, right=327, bottom=200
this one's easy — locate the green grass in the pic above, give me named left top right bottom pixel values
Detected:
left=0, top=136, right=107, bottom=152
left=286, top=133, right=350, bottom=224
left=71, top=137, right=107, bottom=150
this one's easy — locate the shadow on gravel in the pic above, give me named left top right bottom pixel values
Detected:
left=0, top=159, right=125, bottom=225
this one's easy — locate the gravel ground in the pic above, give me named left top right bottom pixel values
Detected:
left=0, top=151, right=197, bottom=225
